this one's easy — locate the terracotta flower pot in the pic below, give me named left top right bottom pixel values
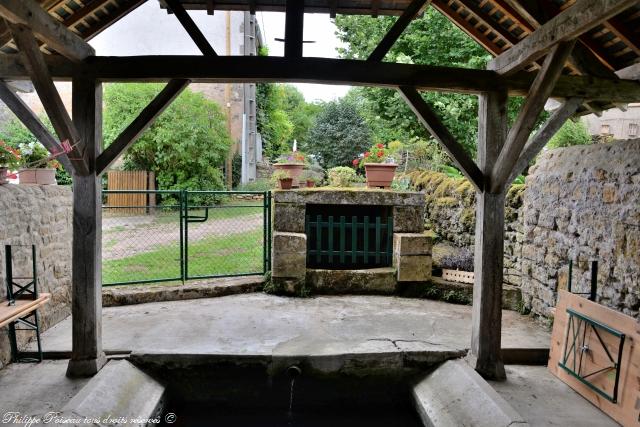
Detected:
left=274, top=163, right=304, bottom=187
left=364, top=163, right=397, bottom=189
left=278, top=178, right=293, bottom=190
left=19, top=168, right=57, bottom=185
left=0, top=167, right=8, bottom=185
left=306, top=180, right=316, bottom=188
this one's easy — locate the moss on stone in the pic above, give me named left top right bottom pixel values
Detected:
left=435, top=196, right=458, bottom=207
left=460, top=207, right=475, bottom=228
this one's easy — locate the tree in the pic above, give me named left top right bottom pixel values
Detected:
left=547, top=118, right=592, bottom=149
left=103, top=83, right=232, bottom=194
left=334, top=10, right=530, bottom=165
left=305, top=98, right=372, bottom=168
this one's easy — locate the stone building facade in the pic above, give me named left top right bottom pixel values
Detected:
left=0, top=185, right=73, bottom=368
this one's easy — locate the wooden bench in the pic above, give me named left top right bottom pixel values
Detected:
left=1, top=294, right=50, bottom=362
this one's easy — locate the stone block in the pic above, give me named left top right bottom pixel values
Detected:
left=273, top=203, right=305, bottom=233
left=393, top=205, right=424, bottom=233
left=413, top=360, right=527, bottom=427
left=306, top=267, right=396, bottom=294
left=272, top=232, right=307, bottom=278
left=395, top=254, right=432, bottom=282
left=393, top=233, right=432, bottom=256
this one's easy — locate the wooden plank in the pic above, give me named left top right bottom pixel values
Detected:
left=9, top=24, right=88, bottom=175
left=164, top=0, right=217, bottom=56
left=96, top=79, right=190, bottom=174
left=0, top=294, right=50, bottom=328
left=488, top=0, right=638, bottom=75
left=0, top=0, right=94, bottom=61
left=549, top=291, right=640, bottom=427
left=67, top=75, right=106, bottom=378
left=470, top=88, right=508, bottom=381
left=367, top=0, right=430, bottom=62
left=503, top=97, right=583, bottom=189
left=284, top=0, right=304, bottom=58
left=490, top=41, right=575, bottom=193
left=0, top=80, right=73, bottom=173
left=398, top=86, right=483, bottom=191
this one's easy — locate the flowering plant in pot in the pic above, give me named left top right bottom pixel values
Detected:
left=273, top=151, right=307, bottom=187
left=17, top=141, right=59, bottom=185
left=272, top=170, right=293, bottom=190
left=353, top=141, right=402, bottom=188
left=0, top=140, right=21, bottom=185
left=300, top=171, right=320, bottom=188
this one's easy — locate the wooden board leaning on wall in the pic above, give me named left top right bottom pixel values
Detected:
left=549, top=290, right=640, bottom=427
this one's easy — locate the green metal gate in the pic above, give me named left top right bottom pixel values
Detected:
left=102, top=190, right=271, bottom=286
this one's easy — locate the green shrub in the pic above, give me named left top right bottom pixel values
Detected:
left=327, top=166, right=357, bottom=187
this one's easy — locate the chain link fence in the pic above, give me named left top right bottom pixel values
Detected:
left=101, top=190, right=270, bottom=286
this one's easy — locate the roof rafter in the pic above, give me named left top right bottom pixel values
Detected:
left=488, top=0, right=637, bottom=75
left=0, top=0, right=95, bottom=61
left=164, top=0, right=217, bottom=56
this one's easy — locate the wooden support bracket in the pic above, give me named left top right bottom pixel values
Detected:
left=96, top=79, right=190, bottom=175
left=398, top=86, right=484, bottom=191
left=165, top=0, right=217, bottom=56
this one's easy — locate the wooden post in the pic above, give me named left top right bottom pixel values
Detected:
left=470, top=89, right=508, bottom=380
left=66, top=76, right=107, bottom=378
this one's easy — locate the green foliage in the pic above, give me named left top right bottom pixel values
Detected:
left=235, top=178, right=273, bottom=192
left=548, top=119, right=592, bottom=149
left=335, top=11, right=539, bottom=168
left=103, top=83, right=232, bottom=201
left=256, top=83, right=321, bottom=160
left=327, top=166, right=358, bottom=187
left=305, top=98, right=372, bottom=168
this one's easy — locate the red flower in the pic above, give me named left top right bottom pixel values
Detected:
left=376, top=143, right=384, bottom=149
left=364, top=151, right=370, bottom=158
left=352, top=159, right=359, bottom=167
left=377, top=150, right=384, bottom=158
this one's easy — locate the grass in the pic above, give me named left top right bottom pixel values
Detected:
left=102, top=229, right=264, bottom=285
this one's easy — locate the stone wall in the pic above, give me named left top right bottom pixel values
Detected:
left=0, top=185, right=73, bottom=368
left=406, top=171, right=525, bottom=288
left=521, top=140, right=640, bottom=319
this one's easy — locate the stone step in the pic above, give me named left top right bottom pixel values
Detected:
left=413, top=360, right=528, bottom=427
left=61, top=360, right=165, bottom=426
left=306, top=267, right=397, bottom=294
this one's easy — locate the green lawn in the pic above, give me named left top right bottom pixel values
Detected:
left=103, top=228, right=264, bottom=285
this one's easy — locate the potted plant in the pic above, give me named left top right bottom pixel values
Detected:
left=439, top=249, right=475, bottom=284
left=300, top=171, right=319, bottom=188
left=272, top=170, right=293, bottom=190
left=273, top=151, right=306, bottom=187
left=353, top=141, right=401, bottom=189
left=17, top=141, right=59, bottom=185
left=0, top=140, right=20, bottom=185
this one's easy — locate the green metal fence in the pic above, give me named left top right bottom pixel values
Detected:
left=102, top=190, right=271, bottom=286
left=306, top=213, right=393, bottom=269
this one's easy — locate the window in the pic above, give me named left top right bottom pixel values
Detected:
left=629, top=123, right=638, bottom=137
left=600, top=124, right=610, bottom=135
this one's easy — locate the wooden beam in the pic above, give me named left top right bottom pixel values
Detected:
left=66, top=75, right=106, bottom=378
left=0, top=80, right=73, bottom=172
left=490, top=41, right=575, bottom=192
left=10, top=24, right=88, bottom=175
left=1, top=55, right=640, bottom=103
left=164, top=0, right=217, bottom=56
left=398, top=86, right=483, bottom=191
left=504, top=97, right=583, bottom=188
left=470, top=89, right=508, bottom=381
left=284, top=0, right=304, bottom=58
left=206, top=0, right=215, bottom=15
left=488, top=0, right=637, bottom=75
left=0, top=0, right=94, bottom=61
left=604, top=16, right=640, bottom=56
left=367, top=0, right=430, bottom=62
left=96, top=79, right=190, bottom=175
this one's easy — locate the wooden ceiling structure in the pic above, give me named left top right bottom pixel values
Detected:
left=0, top=0, right=639, bottom=381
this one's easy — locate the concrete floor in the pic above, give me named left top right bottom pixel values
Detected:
left=490, top=365, right=620, bottom=426
left=33, top=294, right=550, bottom=356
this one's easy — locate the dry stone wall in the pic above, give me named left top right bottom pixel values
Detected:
left=406, top=171, right=524, bottom=288
left=0, top=185, right=73, bottom=368
left=521, top=140, right=640, bottom=319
